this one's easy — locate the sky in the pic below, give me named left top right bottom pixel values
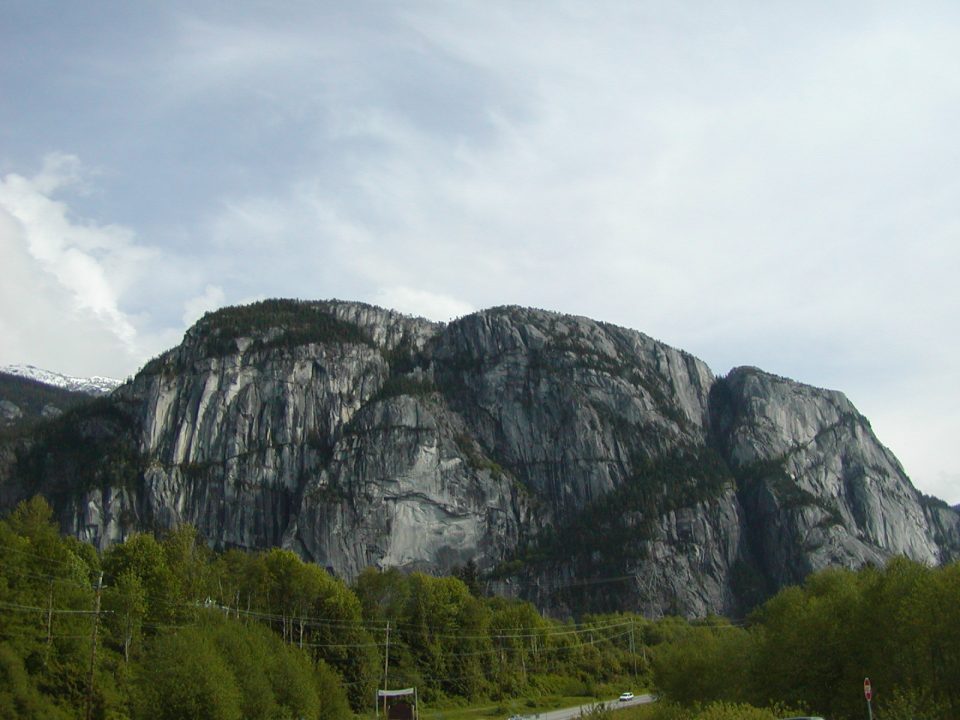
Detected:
left=1, top=1, right=958, bottom=504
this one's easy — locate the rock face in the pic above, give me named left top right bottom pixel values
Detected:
left=711, top=368, right=952, bottom=590
left=0, top=400, right=22, bottom=423
left=2, top=300, right=957, bottom=617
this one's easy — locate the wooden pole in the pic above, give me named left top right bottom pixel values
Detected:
left=383, top=621, right=391, bottom=687
left=45, top=580, right=54, bottom=657
left=85, top=572, right=103, bottom=720
left=382, top=621, right=391, bottom=718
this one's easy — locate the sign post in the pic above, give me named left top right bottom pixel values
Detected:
left=864, top=678, right=873, bottom=720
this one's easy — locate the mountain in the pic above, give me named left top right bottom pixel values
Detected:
left=1, top=364, right=121, bottom=396
left=1, top=299, right=956, bottom=618
left=0, top=371, right=96, bottom=429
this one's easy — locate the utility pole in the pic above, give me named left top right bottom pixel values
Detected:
left=45, top=580, right=54, bottom=662
left=85, top=572, right=103, bottom=720
left=381, top=621, right=391, bottom=719
left=383, top=621, right=391, bottom=688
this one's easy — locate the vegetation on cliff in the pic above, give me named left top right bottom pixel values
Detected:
left=0, top=372, right=93, bottom=439
left=140, top=299, right=376, bottom=375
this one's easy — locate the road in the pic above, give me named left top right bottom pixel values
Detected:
left=517, top=694, right=657, bottom=720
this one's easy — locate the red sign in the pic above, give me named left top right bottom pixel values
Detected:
left=864, top=678, right=872, bottom=701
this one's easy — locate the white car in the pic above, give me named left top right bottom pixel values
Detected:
left=618, top=692, right=634, bottom=702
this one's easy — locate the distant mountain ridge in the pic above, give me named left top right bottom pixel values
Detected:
left=1, top=364, right=121, bottom=396
left=0, top=299, right=957, bottom=618
left=0, top=371, right=96, bottom=430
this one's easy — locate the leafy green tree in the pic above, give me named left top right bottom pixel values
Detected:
left=4, top=496, right=62, bottom=551
left=133, top=626, right=242, bottom=720
left=211, top=548, right=271, bottom=615
left=129, top=614, right=354, bottom=720
left=103, top=570, right=147, bottom=662
left=692, top=701, right=778, bottom=720
left=312, top=658, right=354, bottom=720
left=903, top=560, right=960, bottom=718
left=355, top=566, right=411, bottom=622
left=652, top=625, right=754, bottom=705
left=643, top=616, right=693, bottom=646
left=259, top=548, right=378, bottom=709
left=746, top=568, right=866, bottom=716
left=0, top=643, right=72, bottom=720
left=0, top=497, right=107, bottom=716
left=305, top=563, right=379, bottom=708
left=102, top=533, right=178, bottom=625
left=395, top=573, right=493, bottom=699
left=209, top=620, right=281, bottom=720
left=487, top=597, right=547, bottom=695
left=160, top=524, right=212, bottom=608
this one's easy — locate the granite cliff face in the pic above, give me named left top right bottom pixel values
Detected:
left=2, top=300, right=957, bottom=617
left=711, top=368, right=954, bottom=590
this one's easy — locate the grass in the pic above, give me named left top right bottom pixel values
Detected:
left=420, top=695, right=605, bottom=720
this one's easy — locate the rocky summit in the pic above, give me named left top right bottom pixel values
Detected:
left=2, top=299, right=957, bottom=618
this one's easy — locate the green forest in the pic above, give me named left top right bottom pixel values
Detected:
left=1, top=496, right=958, bottom=720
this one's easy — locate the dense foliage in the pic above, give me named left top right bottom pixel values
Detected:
left=13, top=397, right=145, bottom=506
left=0, top=372, right=92, bottom=439
left=493, top=448, right=734, bottom=601
left=3, top=495, right=958, bottom=720
left=0, top=497, right=647, bottom=719
left=0, top=498, right=357, bottom=719
left=191, top=300, right=374, bottom=356
left=651, top=559, right=960, bottom=719
left=352, top=567, right=645, bottom=703
left=140, top=299, right=376, bottom=375
left=546, top=448, right=733, bottom=557
left=583, top=701, right=792, bottom=720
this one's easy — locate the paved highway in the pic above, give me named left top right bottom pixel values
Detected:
left=515, top=694, right=657, bottom=720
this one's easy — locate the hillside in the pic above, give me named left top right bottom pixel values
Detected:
left=0, top=371, right=95, bottom=431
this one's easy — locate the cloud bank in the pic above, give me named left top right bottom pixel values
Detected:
left=1, top=2, right=958, bottom=502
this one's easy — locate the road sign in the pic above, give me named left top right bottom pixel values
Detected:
left=864, top=678, right=872, bottom=701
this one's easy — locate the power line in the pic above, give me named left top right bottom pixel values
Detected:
left=434, top=627, right=636, bottom=659
left=6, top=569, right=98, bottom=591
left=0, top=599, right=111, bottom=615
left=0, top=629, right=92, bottom=640
left=0, top=542, right=95, bottom=570
left=2, top=538, right=663, bottom=662
left=0, top=591, right=639, bottom=649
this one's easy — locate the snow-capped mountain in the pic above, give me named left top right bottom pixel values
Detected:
left=1, top=364, right=121, bottom=396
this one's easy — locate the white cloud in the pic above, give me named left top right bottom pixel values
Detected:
left=372, top=286, right=473, bottom=322
left=0, top=203, right=137, bottom=378
left=0, top=156, right=141, bottom=347
left=3, top=3, right=959, bottom=503
left=0, top=156, right=189, bottom=377
left=31, top=153, right=86, bottom=195
left=182, top=284, right=226, bottom=327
